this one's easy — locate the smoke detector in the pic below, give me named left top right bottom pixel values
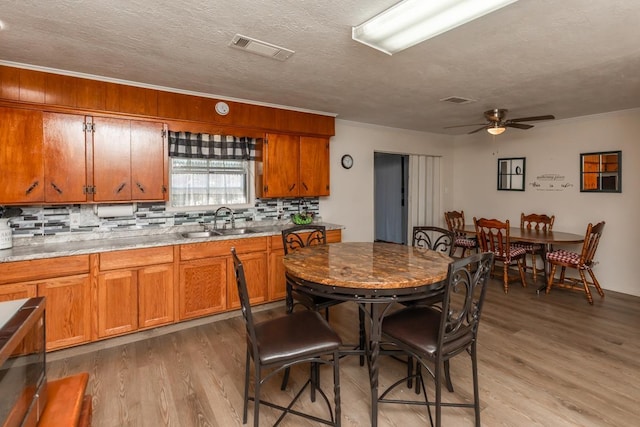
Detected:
left=230, top=34, right=294, bottom=61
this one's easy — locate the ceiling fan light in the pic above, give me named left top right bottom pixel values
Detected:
left=487, top=125, right=506, bottom=135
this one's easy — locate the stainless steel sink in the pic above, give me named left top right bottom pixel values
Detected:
left=215, top=228, right=259, bottom=235
left=181, top=228, right=261, bottom=239
left=181, top=231, right=222, bottom=238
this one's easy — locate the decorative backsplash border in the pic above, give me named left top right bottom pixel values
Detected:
left=7, top=198, right=320, bottom=238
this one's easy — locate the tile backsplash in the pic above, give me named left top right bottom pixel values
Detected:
left=7, top=198, right=320, bottom=239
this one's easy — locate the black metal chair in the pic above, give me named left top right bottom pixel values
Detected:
left=283, top=225, right=343, bottom=319
left=412, top=226, right=456, bottom=256
left=231, top=248, right=342, bottom=427
left=404, top=226, right=456, bottom=393
left=378, top=251, right=494, bottom=427
left=281, top=225, right=365, bottom=392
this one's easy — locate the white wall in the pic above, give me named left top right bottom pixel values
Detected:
left=320, top=120, right=453, bottom=242
left=451, top=108, right=640, bottom=296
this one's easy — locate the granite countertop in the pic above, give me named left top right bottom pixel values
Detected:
left=0, top=222, right=343, bottom=263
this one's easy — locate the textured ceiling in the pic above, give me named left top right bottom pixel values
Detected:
left=1, top=0, right=639, bottom=135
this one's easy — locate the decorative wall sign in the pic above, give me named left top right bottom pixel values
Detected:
left=529, top=173, right=574, bottom=191
left=497, top=157, right=525, bottom=191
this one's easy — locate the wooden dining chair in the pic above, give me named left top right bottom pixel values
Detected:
left=512, top=213, right=555, bottom=282
left=231, top=248, right=342, bottom=427
left=545, top=221, right=605, bottom=304
left=378, top=252, right=495, bottom=427
left=474, top=217, right=527, bottom=293
left=444, top=210, right=478, bottom=258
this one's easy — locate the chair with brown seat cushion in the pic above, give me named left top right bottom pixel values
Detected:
left=545, top=221, right=605, bottom=305
left=412, top=226, right=456, bottom=256
left=474, top=217, right=527, bottom=293
left=282, top=225, right=343, bottom=318
left=444, top=210, right=478, bottom=258
left=281, top=225, right=365, bottom=392
left=404, top=226, right=456, bottom=392
left=378, top=251, right=495, bottom=427
left=231, top=248, right=342, bottom=427
left=512, top=213, right=555, bottom=281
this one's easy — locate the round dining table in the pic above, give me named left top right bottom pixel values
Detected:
left=283, top=241, right=452, bottom=427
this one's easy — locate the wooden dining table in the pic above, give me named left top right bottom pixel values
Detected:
left=283, top=241, right=452, bottom=427
left=462, top=225, right=585, bottom=289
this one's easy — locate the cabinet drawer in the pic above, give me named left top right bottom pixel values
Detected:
left=0, top=255, right=89, bottom=285
left=100, top=246, right=174, bottom=271
left=180, top=237, right=267, bottom=261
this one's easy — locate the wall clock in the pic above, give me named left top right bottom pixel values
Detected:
left=341, top=154, right=353, bottom=169
left=215, top=101, right=230, bottom=116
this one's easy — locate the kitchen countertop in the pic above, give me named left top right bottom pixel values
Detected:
left=0, top=222, right=344, bottom=263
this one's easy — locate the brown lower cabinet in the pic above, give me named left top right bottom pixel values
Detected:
left=178, top=236, right=268, bottom=320
left=97, top=247, right=174, bottom=338
left=0, top=255, right=91, bottom=351
left=0, top=229, right=340, bottom=351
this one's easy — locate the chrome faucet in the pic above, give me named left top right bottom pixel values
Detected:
left=214, top=207, right=235, bottom=230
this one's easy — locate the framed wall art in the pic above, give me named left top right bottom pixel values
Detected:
left=497, top=157, right=525, bottom=191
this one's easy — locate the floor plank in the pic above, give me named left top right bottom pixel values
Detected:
left=46, top=276, right=640, bottom=426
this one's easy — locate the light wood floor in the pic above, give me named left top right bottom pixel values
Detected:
left=47, top=276, right=640, bottom=426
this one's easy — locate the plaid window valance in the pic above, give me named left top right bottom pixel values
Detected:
left=168, top=131, right=259, bottom=160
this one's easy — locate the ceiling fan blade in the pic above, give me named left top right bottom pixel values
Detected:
left=443, top=123, right=486, bottom=129
left=508, top=114, right=555, bottom=122
left=505, top=122, right=534, bottom=129
left=468, top=125, right=488, bottom=134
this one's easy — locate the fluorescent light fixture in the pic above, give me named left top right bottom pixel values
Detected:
left=487, top=124, right=506, bottom=135
left=352, top=0, right=519, bottom=55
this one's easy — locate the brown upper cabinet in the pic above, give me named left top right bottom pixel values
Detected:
left=0, top=106, right=45, bottom=203
left=10, top=111, right=168, bottom=205
left=256, top=134, right=330, bottom=198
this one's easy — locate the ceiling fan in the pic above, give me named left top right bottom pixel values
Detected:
left=445, top=108, right=555, bottom=135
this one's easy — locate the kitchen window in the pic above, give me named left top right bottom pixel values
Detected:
left=167, top=131, right=258, bottom=209
left=169, top=158, right=254, bottom=208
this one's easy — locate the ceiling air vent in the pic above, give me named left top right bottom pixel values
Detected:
left=230, top=34, right=294, bottom=61
left=440, top=96, right=476, bottom=105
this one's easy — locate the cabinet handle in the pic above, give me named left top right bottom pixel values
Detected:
left=136, top=182, right=145, bottom=193
left=25, top=181, right=39, bottom=195
left=50, top=182, right=63, bottom=194
left=288, top=183, right=296, bottom=192
left=302, top=182, right=308, bottom=191
left=115, top=183, right=126, bottom=194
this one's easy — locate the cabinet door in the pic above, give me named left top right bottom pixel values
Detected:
left=0, top=107, right=44, bottom=203
left=92, top=117, right=132, bottom=201
left=268, top=249, right=287, bottom=301
left=138, top=263, right=174, bottom=329
left=299, top=136, right=330, bottom=196
left=37, top=274, right=91, bottom=350
left=0, top=283, right=37, bottom=302
left=228, top=251, right=268, bottom=309
left=179, top=257, right=227, bottom=320
left=261, top=134, right=300, bottom=197
left=97, top=270, right=138, bottom=338
left=43, top=112, right=89, bottom=202
left=131, top=120, right=166, bottom=200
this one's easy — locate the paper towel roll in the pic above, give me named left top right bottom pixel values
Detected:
left=96, top=204, right=135, bottom=218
